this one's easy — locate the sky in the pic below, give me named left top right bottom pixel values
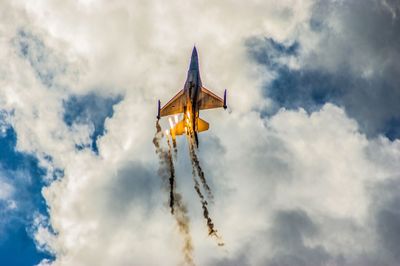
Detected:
left=0, top=0, right=400, bottom=265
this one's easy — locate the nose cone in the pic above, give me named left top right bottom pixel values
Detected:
left=189, top=46, right=199, bottom=70
left=192, top=46, right=197, bottom=57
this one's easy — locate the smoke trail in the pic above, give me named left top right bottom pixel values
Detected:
left=152, top=121, right=168, bottom=186
left=166, top=137, right=175, bottom=214
left=189, top=141, right=224, bottom=246
left=172, top=138, right=178, bottom=159
left=173, top=193, right=195, bottom=266
left=153, top=121, right=195, bottom=265
left=192, top=172, right=216, bottom=236
left=189, top=142, right=214, bottom=203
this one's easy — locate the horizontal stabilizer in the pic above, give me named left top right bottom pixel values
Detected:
left=197, top=118, right=209, bottom=132
left=171, top=119, right=185, bottom=136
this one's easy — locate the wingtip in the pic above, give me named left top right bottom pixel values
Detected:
left=157, top=100, right=161, bottom=119
left=223, top=89, right=227, bottom=109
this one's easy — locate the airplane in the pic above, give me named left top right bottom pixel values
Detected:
left=157, top=47, right=227, bottom=147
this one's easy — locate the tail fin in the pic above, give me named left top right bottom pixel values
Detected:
left=197, top=118, right=209, bottom=132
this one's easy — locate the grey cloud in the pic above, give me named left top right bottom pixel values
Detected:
left=371, top=178, right=400, bottom=265
left=271, top=209, right=317, bottom=247
left=210, top=253, right=250, bottom=266
left=309, top=0, right=400, bottom=138
left=249, top=0, right=400, bottom=139
left=266, top=209, right=332, bottom=266
left=104, top=161, right=160, bottom=217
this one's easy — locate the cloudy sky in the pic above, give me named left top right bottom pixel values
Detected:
left=1, top=0, right=400, bottom=265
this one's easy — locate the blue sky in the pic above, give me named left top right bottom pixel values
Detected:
left=0, top=125, right=52, bottom=265
left=1, top=1, right=400, bottom=265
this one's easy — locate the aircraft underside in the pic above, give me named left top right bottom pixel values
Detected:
left=157, top=47, right=227, bottom=148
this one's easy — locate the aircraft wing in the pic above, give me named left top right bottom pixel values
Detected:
left=198, top=87, right=225, bottom=110
left=160, top=89, right=185, bottom=117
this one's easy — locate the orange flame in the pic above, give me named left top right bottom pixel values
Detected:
left=168, top=117, right=174, bottom=129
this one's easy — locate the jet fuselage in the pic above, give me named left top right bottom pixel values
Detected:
left=183, top=47, right=202, bottom=134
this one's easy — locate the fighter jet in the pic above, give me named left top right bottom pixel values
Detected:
left=157, top=47, right=227, bottom=147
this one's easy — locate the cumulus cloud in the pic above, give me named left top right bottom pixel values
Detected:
left=250, top=0, right=400, bottom=139
left=0, top=0, right=399, bottom=266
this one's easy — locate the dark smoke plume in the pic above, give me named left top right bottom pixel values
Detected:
left=152, top=122, right=168, bottom=185
left=153, top=121, right=195, bottom=265
left=189, top=145, right=214, bottom=203
left=166, top=137, right=175, bottom=214
left=172, top=138, right=178, bottom=159
left=173, top=193, right=195, bottom=266
left=192, top=172, right=216, bottom=236
left=189, top=141, right=224, bottom=246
